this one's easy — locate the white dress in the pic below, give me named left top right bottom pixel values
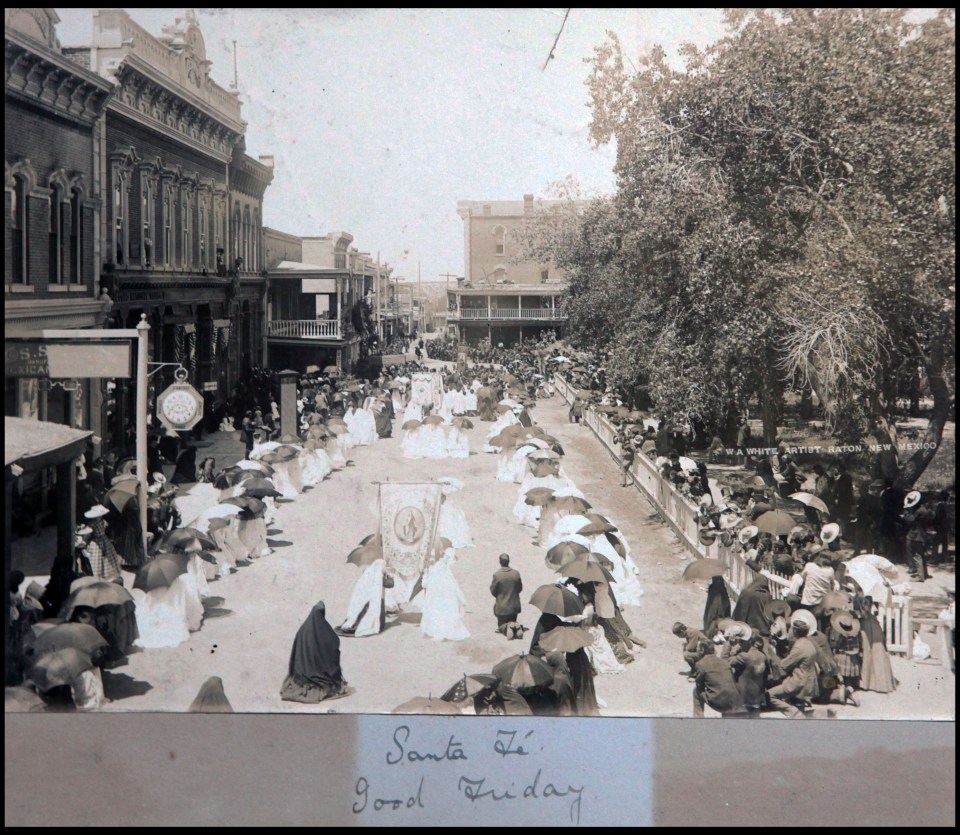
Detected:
left=542, top=514, right=593, bottom=550
left=326, top=437, right=348, bottom=469
left=338, top=559, right=385, bottom=637
left=464, top=390, right=478, bottom=414
left=486, top=411, right=519, bottom=442
left=439, top=390, right=458, bottom=422
left=421, top=424, right=449, bottom=459
left=497, top=444, right=538, bottom=483
left=131, top=577, right=195, bottom=649
left=392, top=390, right=405, bottom=414
left=514, top=475, right=583, bottom=528
left=271, top=458, right=303, bottom=497
left=70, top=667, right=105, bottom=711
left=438, top=500, right=474, bottom=549
left=340, top=409, right=359, bottom=451
left=403, top=401, right=424, bottom=425
left=445, top=425, right=470, bottom=459
left=210, top=525, right=242, bottom=576
left=590, top=535, right=644, bottom=607
left=237, top=516, right=270, bottom=558
left=401, top=426, right=427, bottom=459
left=420, top=555, right=470, bottom=641
left=586, top=625, right=625, bottom=674
left=356, top=406, right=379, bottom=446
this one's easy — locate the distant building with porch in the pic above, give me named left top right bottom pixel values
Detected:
left=264, top=229, right=382, bottom=373
left=448, top=194, right=569, bottom=347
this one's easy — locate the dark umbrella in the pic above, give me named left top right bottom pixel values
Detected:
left=213, top=469, right=249, bottom=489
left=62, top=581, right=134, bottom=610
left=235, top=478, right=282, bottom=499
left=524, top=487, right=556, bottom=507
left=440, top=673, right=499, bottom=703
left=552, top=496, right=591, bottom=514
left=682, top=558, right=727, bottom=581
left=452, top=418, right=475, bottom=429
left=538, top=625, right=593, bottom=653
left=104, top=480, right=139, bottom=512
left=159, top=529, right=205, bottom=552
left=578, top=521, right=617, bottom=536
left=490, top=433, right=518, bottom=448
left=134, top=555, right=189, bottom=592
left=492, top=654, right=553, bottom=691
left=755, top=510, right=797, bottom=536
left=402, top=420, right=422, bottom=430
left=30, top=623, right=109, bottom=657
left=560, top=557, right=614, bottom=584
left=347, top=540, right=383, bottom=566
left=545, top=540, right=590, bottom=570
left=223, top=496, right=266, bottom=515
left=392, top=696, right=462, bottom=715
left=529, top=584, right=585, bottom=618
left=25, top=648, right=94, bottom=692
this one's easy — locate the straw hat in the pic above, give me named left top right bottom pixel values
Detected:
left=903, top=490, right=922, bottom=509
left=84, top=504, right=110, bottom=520
left=152, top=472, right=167, bottom=485
left=830, top=610, right=861, bottom=638
left=820, top=523, right=841, bottom=545
left=789, top=609, right=818, bottom=635
left=763, top=599, right=791, bottom=622
left=723, top=622, right=753, bottom=642
left=738, top=525, right=760, bottom=545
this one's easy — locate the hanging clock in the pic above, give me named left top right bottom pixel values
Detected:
left=157, top=381, right=204, bottom=431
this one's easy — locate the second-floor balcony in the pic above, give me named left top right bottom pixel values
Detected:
left=450, top=308, right=567, bottom=321
left=268, top=319, right=342, bottom=340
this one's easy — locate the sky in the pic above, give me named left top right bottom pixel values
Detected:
left=54, top=8, right=728, bottom=281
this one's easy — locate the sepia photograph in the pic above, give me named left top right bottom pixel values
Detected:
left=5, top=7, right=955, bottom=730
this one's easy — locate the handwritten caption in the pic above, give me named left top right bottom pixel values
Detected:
left=352, top=725, right=585, bottom=825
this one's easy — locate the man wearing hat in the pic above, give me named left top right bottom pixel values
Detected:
left=766, top=616, right=819, bottom=717
left=82, top=506, right=123, bottom=583
left=799, top=551, right=836, bottom=616
left=728, top=628, right=767, bottom=712
left=692, top=640, right=747, bottom=717
left=673, top=622, right=710, bottom=676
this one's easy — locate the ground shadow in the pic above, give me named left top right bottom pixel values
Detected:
left=267, top=539, right=293, bottom=548
left=203, top=607, right=234, bottom=619
left=275, top=498, right=296, bottom=504
left=393, top=611, right=422, bottom=625
left=103, top=670, right=153, bottom=700
left=204, top=596, right=225, bottom=609
left=267, top=528, right=283, bottom=536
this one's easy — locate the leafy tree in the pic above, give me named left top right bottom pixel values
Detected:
left=524, top=8, right=954, bottom=485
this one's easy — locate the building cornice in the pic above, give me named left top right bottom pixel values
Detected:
left=5, top=32, right=113, bottom=126
left=106, top=59, right=243, bottom=163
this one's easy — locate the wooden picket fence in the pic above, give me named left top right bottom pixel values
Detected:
left=554, top=374, right=913, bottom=655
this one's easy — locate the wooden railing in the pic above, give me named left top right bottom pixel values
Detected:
left=554, top=373, right=913, bottom=654
left=268, top=319, right=341, bottom=340
left=454, top=308, right=566, bottom=320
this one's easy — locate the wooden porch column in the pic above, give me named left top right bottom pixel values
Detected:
left=55, top=459, right=77, bottom=563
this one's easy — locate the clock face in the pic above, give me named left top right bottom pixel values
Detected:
left=162, top=389, right=199, bottom=425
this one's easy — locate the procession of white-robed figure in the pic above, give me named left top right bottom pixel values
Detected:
left=337, top=479, right=472, bottom=641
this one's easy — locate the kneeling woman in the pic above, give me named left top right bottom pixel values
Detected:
left=281, top=601, right=349, bottom=703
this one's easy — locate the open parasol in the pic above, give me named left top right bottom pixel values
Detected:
left=347, top=537, right=383, bottom=566
left=682, top=559, right=727, bottom=581
left=134, top=555, right=189, bottom=592
left=491, top=654, right=553, bottom=691
left=440, top=673, right=499, bottom=703
left=755, top=510, right=798, bottom=536
left=401, top=420, right=422, bottom=431
left=234, top=460, right=275, bottom=476
left=560, top=557, right=614, bottom=584
left=552, top=495, right=591, bottom=514
left=30, top=623, right=109, bottom=657
left=423, top=415, right=445, bottom=426
left=104, top=480, right=139, bottom=512
left=578, top=520, right=617, bottom=536
left=529, top=584, right=584, bottom=618
left=524, top=487, right=556, bottom=507
left=545, top=536, right=591, bottom=570
left=452, top=417, right=474, bottom=429
left=25, top=648, right=95, bottom=692
left=538, top=625, right=593, bottom=653
left=789, top=492, right=829, bottom=514
left=235, top=478, right=282, bottom=499
left=62, top=581, right=134, bottom=611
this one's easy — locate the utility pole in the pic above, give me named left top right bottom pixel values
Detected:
left=375, top=251, right=381, bottom=341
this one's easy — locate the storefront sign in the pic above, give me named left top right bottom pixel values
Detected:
left=5, top=340, right=132, bottom=378
left=203, top=381, right=219, bottom=391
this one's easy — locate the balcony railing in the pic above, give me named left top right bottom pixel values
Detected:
left=268, top=319, right=341, bottom=340
left=452, top=308, right=566, bottom=320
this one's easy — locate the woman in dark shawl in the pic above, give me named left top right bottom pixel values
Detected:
left=703, top=575, right=731, bottom=636
left=189, top=676, right=234, bottom=712
left=544, top=650, right=576, bottom=716
left=858, top=596, right=896, bottom=693
left=565, top=647, right=599, bottom=716
left=731, top=564, right=773, bottom=636
left=529, top=612, right=562, bottom=658
left=373, top=398, right=393, bottom=439
left=280, top=601, right=347, bottom=703
left=171, top=446, right=198, bottom=485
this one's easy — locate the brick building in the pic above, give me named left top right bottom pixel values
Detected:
left=81, top=9, right=273, bottom=447
left=5, top=8, right=113, bottom=430
left=448, top=194, right=570, bottom=347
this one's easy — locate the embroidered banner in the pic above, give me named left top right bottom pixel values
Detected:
left=410, top=371, right=443, bottom=410
left=379, top=482, right=443, bottom=579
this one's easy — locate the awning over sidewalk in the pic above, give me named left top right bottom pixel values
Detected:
left=5, top=417, right=93, bottom=471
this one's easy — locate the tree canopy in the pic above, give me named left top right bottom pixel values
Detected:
left=521, top=8, right=955, bottom=486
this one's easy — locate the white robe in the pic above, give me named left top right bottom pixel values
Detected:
left=327, top=437, right=348, bottom=469
left=590, top=535, right=644, bottom=607
left=586, top=625, right=625, bottom=674
left=514, top=475, right=583, bottom=529
left=271, top=459, right=303, bottom=497
left=401, top=427, right=428, bottom=459
left=403, top=402, right=424, bottom=425
left=486, top=411, right=519, bottom=442
left=497, top=444, right=538, bottom=483
left=438, top=501, right=473, bottom=549
left=237, top=516, right=270, bottom=558
left=445, top=426, right=470, bottom=459
left=339, top=559, right=385, bottom=637
left=464, top=391, right=478, bottom=413
left=420, top=424, right=449, bottom=459
left=420, top=556, right=470, bottom=641
left=211, top=525, right=242, bottom=576
left=132, top=577, right=196, bottom=649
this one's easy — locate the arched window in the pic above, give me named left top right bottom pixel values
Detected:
left=11, top=175, right=28, bottom=284
left=114, top=172, right=126, bottom=265
left=70, top=188, right=82, bottom=283
left=182, top=191, right=191, bottom=269
left=242, top=207, right=251, bottom=270
left=492, top=224, right=506, bottom=256
left=163, top=188, right=172, bottom=265
left=199, top=194, right=207, bottom=269
left=141, top=178, right=154, bottom=267
left=50, top=184, right=64, bottom=284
